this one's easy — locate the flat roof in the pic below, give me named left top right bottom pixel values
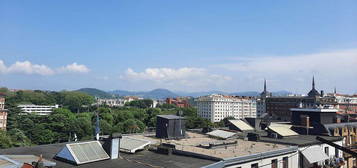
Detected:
left=0, top=141, right=214, bottom=168
left=290, top=108, right=338, bottom=113
left=259, top=134, right=343, bottom=147
left=157, top=115, right=185, bottom=120
left=131, top=132, right=292, bottom=160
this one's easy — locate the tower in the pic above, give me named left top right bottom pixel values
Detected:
left=307, top=76, right=321, bottom=97
left=260, top=79, right=271, bottom=98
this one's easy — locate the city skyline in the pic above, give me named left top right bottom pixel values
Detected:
left=1, top=0, right=356, bottom=93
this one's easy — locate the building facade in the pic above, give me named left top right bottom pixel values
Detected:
left=18, top=104, right=59, bottom=115
left=0, top=96, right=7, bottom=130
left=96, top=98, right=126, bottom=107
left=166, top=97, right=190, bottom=108
left=195, top=94, right=257, bottom=122
left=257, top=80, right=272, bottom=117
left=265, top=77, right=337, bottom=121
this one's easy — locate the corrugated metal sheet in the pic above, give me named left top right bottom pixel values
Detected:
left=229, top=120, right=254, bottom=131
left=268, top=125, right=299, bottom=137
left=301, top=146, right=329, bottom=164
left=120, top=136, right=151, bottom=153
left=206, top=130, right=236, bottom=139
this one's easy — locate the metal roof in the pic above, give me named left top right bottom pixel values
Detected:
left=228, top=120, right=254, bottom=131
left=55, top=141, right=110, bottom=165
left=323, top=122, right=357, bottom=136
left=120, top=136, right=151, bottom=153
left=301, top=146, right=329, bottom=164
left=206, top=130, right=236, bottom=139
left=0, top=155, right=56, bottom=168
left=268, top=125, right=299, bottom=137
left=157, top=115, right=185, bottom=120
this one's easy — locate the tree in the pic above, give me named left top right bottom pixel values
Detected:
left=8, top=128, right=31, bottom=147
left=99, top=120, right=112, bottom=135
left=29, top=124, right=56, bottom=145
left=125, top=99, right=153, bottom=108
left=60, top=91, right=94, bottom=113
left=0, top=130, right=13, bottom=148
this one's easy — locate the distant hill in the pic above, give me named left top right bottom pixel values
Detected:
left=110, top=88, right=178, bottom=99
left=76, top=88, right=116, bottom=98
left=110, top=88, right=293, bottom=99
left=230, top=91, right=260, bottom=97
left=176, top=90, right=229, bottom=97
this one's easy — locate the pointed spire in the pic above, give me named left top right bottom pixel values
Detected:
left=312, top=76, right=315, bottom=89
left=334, top=87, right=337, bottom=94
left=264, top=79, right=267, bottom=92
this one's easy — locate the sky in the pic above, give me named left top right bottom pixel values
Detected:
left=0, top=0, right=356, bottom=94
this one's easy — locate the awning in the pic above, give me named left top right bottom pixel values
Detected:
left=301, top=146, right=329, bottom=164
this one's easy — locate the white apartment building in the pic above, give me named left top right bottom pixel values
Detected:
left=0, top=97, right=7, bottom=130
left=18, top=104, right=59, bottom=115
left=195, top=94, right=257, bottom=122
left=96, top=98, right=126, bottom=107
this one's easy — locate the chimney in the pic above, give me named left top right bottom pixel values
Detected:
left=320, top=90, right=324, bottom=97
left=103, top=133, right=122, bottom=159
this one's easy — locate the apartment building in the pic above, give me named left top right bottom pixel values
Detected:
left=96, top=98, right=126, bottom=107
left=166, top=97, right=190, bottom=108
left=18, top=104, right=59, bottom=115
left=0, top=96, right=7, bottom=130
left=195, top=94, right=257, bottom=122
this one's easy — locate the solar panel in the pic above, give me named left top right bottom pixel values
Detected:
left=120, top=136, right=151, bottom=153
left=268, top=126, right=299, bottom=137
left=229, top=120, right=254, bottom=131
left=206, top=130, right=236, bottom=139
left=55, top=141, right=109, bottom=165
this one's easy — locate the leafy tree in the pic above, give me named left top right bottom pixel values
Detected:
left=8, top=128, right=31, bottom=147
left=0, top=130, right=13, bottom=148
left=60, top=91, right=94, bottom=113
left=30, top=124, right=56, bottom=145
left=99, top=120, right=112, bottom=135
left=125, top=99, right=153, bottom=108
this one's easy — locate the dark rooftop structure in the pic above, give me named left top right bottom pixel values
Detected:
left=156, top=115, right=186, bottom=139
left=0, top=142, right=215, bottom=168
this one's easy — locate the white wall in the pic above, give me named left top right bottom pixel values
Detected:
left=299, top=141, right=344, bottom=168
left=225, top=151, right=299, bottom=168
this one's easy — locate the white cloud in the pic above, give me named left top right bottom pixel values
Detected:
left=120, top=67, right=232, bottom=90
left=0, top=60, right=90, bottom=76
left=58, top=62, right=90, bottom=73
left=0, top=60, right=55, bottom=75
left=213, top=48, right=357, bottom=93
left=215, top=49, right=357, bottom=74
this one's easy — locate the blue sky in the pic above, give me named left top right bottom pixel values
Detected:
left=0, top=0, right=356, bottom=94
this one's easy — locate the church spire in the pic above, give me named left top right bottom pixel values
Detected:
left=312, top=76, right=315, bottom=89
left=264, top=79, right=267, bottom=92
left=334, top=87, right=337, bottom=94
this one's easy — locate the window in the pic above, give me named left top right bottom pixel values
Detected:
left=283, top=157, right=289, bottom=168
left=251, top=163, right=258, bottom=168
left=271, top=159, right=278, bottom=168
left=335, top=148, right=339, bottom=157
left=325, top=147, right=329, bottom=156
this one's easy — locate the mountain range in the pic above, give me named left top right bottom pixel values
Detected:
left=77, top=88, right=292, bottom=99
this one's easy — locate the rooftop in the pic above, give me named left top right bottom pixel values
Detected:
left=157, top=115, right=185, bottom=120
left=0, top=141, right=215, bottom=168
left=259, top=134, right=343, bottom=147
left=131, top=132, right=291, bottom=160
